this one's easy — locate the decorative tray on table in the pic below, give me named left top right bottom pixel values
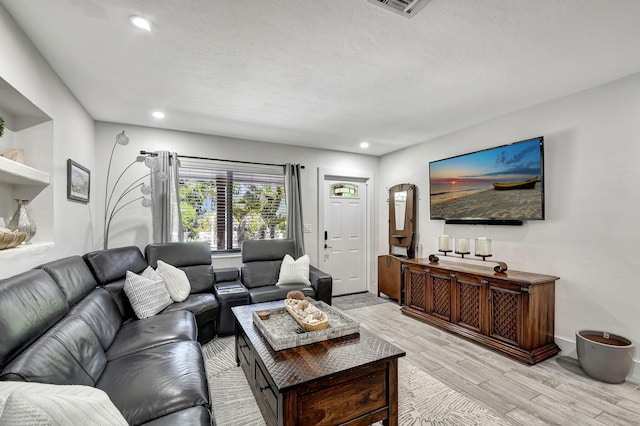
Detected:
left=252, top=300, right=360, bottom=351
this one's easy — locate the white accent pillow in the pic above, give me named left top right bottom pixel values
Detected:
left=0, top=382, right=128, bottom=426
left=276, top=254, right=311, bottom=286
left=141, top=265, right=163, bottom=281
left=124, top=270, right=172, bottom=319
left=156, top=260, right=191, bottom=302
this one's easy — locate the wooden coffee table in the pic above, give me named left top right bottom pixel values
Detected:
left=232, top=300, right=406, bottom=426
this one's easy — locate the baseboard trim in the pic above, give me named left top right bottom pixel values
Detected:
left=555, top=335, right=639, bottom=384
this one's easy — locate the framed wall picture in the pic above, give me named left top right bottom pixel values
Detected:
left=67, top=159, right=91, bottom=203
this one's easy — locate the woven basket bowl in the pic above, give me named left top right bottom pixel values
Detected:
left=285, top=303, right=329, bottom=331
left=0, top=232, right=27, bottom=250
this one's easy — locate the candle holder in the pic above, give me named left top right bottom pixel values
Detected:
left=438, top=235, right=453, bottom=254
left=474, top=237, right=492, bottom=257
left=431, top=236, right=507, bottom=273
left=455, top=238, right=470, bottom=258
left=428, top=253, right=508, bottom=274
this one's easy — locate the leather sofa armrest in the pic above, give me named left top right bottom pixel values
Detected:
left=309, top=265, right=332, bottom=305
left=214, top=267, right=240, bottom=283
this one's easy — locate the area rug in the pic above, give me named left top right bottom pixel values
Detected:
left=202, top=337, right=512, bottom=426
left=332, top=291, right=393, bottom=311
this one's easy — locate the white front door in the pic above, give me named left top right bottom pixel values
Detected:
left=321, top=178, right=367, bottom=296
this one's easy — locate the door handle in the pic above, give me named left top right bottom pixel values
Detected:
left=324, top=244, right=332, bottom=249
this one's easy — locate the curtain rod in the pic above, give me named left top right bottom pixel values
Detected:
left=139, top=151, right=304, bottom=169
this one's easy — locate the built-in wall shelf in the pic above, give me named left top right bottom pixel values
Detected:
left=0, top=76, right=53, bottom=251
left=0, top=155, right=50, bottom=186
left=0, top=241, right=55, bottom=259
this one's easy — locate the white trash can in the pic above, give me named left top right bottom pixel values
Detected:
left=576, top=330, right=635, bottom=384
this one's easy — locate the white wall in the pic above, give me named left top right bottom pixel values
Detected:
left=94, top=122, right=379, bottom=273
left=0, top=6, right=95, bottom=278
left=378, top=72, right=640, bottom=381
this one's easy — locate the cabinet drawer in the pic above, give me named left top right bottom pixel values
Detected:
left=238, top=332, right=251, bottom=367
left=255, top=362, right=278, bottom=419
left=298, top=367, right=387, bottom=426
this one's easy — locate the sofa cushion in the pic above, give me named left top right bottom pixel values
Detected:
left=241, top=260, right=281, bottom=289
left=162, top=294, right=219, bottom=328
left=69, top=288, right=122, bottom=350
left=0, top=269, right=68, bottom=369
left=145, top=242, right=212, bottom=268
left=140, top=406, right=211, bottom=426
left=1, top=315, right=106, bottom=386
left=145, top=242, right=215, bottom=293
left=84, top=246, right=148, bottom=285
left=106, top=310, right=197, bottom=360
left=241, top=239, right=295, bottom=263
left=156, top=261, right=191, bottom=302
left=97, top=341, right=209, bottom=426
left=101, top=279, right=136, bottom=320
left=214, top=267, right=240, bottom=283
left=40, top=255, right=98, bottom=305
left=276, top=254, right=311, bottom=286
left=0, top=382, right=127, bottom=426
left=180, top=265, right=215, bottom=293
left=248, top=284, right=315, bottom=304
left=124, top=271, right=173, bottom=319
left=241, top=239, right=297, bottom=288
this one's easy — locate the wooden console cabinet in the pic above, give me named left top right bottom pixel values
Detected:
left=401, top=258, right=559, bottom=364
left=378, top=255, right=403, bottom=302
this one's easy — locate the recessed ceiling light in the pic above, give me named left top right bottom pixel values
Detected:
left=130, top=16, right=152, bottom=31
left=152, top=111, right=165, bottom=119
left=360, top=141, right=370, bottom=149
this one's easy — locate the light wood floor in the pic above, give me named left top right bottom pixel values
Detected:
left=344, top=301, right=640, bottom=426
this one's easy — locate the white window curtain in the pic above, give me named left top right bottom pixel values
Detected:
left=151, top=151, right=183, bottom=243
left=284, top=163, right=305, bottom=258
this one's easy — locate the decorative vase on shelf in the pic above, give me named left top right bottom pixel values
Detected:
left=8, top=199, right=37, bottom=243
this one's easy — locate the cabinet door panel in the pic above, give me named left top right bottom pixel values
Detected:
left=378, top=255, right=401, bottom=301
left=489, top=285, right=521, bottom=346
left=455, top=274, right=485, bottom=333
left=405, top=267, right=427, bottom=312
left=429, top=271, right=452, bottom=321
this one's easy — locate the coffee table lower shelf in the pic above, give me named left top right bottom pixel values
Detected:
left=233, top=301, right=405, bottom=426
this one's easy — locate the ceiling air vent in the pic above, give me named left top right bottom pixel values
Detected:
left=367, top=0, right=432, bottom=18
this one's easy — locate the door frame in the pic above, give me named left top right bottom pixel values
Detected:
left=318, top=167, right=374, bottom=294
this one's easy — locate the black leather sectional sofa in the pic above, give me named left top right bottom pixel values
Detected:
left=0, top=240, right=332, bottom=424
left=0, top=254, right=210, bottom=425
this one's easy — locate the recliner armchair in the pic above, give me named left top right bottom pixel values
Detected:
left=240, top=239, right=332, bottom=305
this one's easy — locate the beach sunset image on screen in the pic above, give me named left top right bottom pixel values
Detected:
left=429, top=137, right=544, bottom=221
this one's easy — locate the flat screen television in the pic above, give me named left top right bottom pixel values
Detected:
left=429, top=136, right=544, bottom=225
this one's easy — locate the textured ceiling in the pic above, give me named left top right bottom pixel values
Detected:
left=2, top=0, right=640, bottom=155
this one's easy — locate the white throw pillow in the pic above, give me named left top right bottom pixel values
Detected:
left=276, top=254, right=311, bottom=286
left=124, top=270, right=172, bottom=319
left=156, top=260, right=191, bottom=302
left=141, top=265, right=163, bottom=282
left=0, top=382, right=128, bottom=426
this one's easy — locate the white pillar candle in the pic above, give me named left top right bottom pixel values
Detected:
left=475, top=237, right=491, bottom=256
left=439, top=235, right=451, bottom=251
left=456, top=238, right=469, bottom=254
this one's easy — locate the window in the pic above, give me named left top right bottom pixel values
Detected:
left=178, top=159, right=286, bottom=252
left=330, top=183, right=359, bottom=198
